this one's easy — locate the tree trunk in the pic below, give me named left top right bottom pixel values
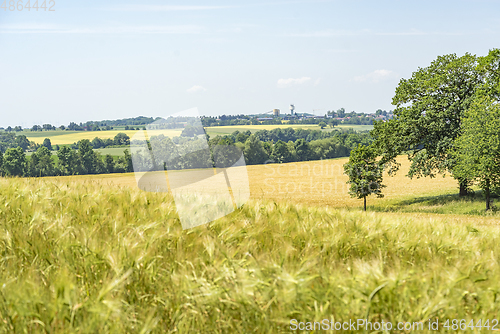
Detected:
left=364, top=196, right=367, bottom=211
left=459, top=178, right=469, bottom=197
left=486, top=179, right=491, bottom=211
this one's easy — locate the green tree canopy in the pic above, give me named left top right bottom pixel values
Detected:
left=371, top=52, right=483, bottom=195
left=42, top=138, right=52, bottom=151
left=3, top=147, right=27, bottom=176
left=243, top=135, right=268, bottom=165
left=452, top=96, right=500, bottom=210
left=344, top=144, right=385, bottom=211
left=78, top=140, right=98, bottom=174
left=113, top=133, right=130, bottom=146
left=29, top=146, right=54, bottom=177
left=270, top=140, right=291, bottom=163
left=57, top=146, right=77, bottom=175
left=294, top=138, right=311, bottom=162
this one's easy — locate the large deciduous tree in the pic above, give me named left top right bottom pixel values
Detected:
left=371, top=53, right=482, bottom=196
left=344, top=144, right=385, bottom=211
left=452, top=96, right=500, bottom=210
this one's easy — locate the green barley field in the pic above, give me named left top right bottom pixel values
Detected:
left=1, top=159, right=500, bottom=333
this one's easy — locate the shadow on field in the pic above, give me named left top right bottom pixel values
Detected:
left=370, top=190, right=500, bottom=216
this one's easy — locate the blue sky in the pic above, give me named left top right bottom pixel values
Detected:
left=0, top=0, right=499, bottom=128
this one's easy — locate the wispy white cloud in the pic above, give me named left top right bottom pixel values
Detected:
left=0, top=24, right=204, bottom=34
left=277, top=77, right=311, bottom=88
left=186, top=85, right=207, bottom=93
left=351, top=70, right=396, bottom=83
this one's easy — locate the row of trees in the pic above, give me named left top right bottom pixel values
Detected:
left=0, top=140, right=133, bottom=177
left=345, top=49, right=500, bottom=211
left=130, top=132, right=359, bottom=172
left=0, top=127, right=371, bottom=178
left=0, top=133, right=33, bottom=152
left=2, top=117, right=157, bottom=133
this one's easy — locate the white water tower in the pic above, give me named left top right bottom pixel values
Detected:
left=290, top=104, right=295, bottom=115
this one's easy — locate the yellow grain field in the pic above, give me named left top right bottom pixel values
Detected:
left=43, top=156, right=459, bottom=208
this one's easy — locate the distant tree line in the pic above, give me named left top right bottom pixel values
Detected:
left=1, top=116, right=160, bottom=133
left=0, top=128, right=371, bottom=178
left=214, top=128, right=372, bottom=165
left=0, top=132, right=132, bottom=154
left=0, top=139, right=133, bottom=178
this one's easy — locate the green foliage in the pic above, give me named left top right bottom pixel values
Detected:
left=477, top=48, right=500, bottom=100
left=294, top=139, right=311, bottom=162
left=344, top=144, right=385, bottom=210
left=78, top=140, right=98, bottom=175
left=104, top=154, right=115, bottom=173
left=91, top=137, right=104, bottom=149
left=371, top=53, right=482, bottom=194
left=270, top=140, right=291, bottom=163
left=318, top=121, right=327, bottom=129
left=3, top=147, right=27, bottom=176
left=57, top=146, right=78, bottom=175
left=42, top=138, right=52, bottom=151
left=28, top=146, right=55, bottom=177
left=14, top=135, right=31, bottom=151
left=243, top=135, right=268, bottom=165
left=452, top=96, right=500, bottom=210
left=113, top=133, right=130, bottom=146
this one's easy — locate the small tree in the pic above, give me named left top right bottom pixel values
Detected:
left=344, top=144, right=385, bottom=211
left=452, top=96, right=500, bottom=210
left=113, top=133, right=130, bottom=146
left=319, top=121, right=327, bottom=129
left=42, top=138, right=52, bottom=151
